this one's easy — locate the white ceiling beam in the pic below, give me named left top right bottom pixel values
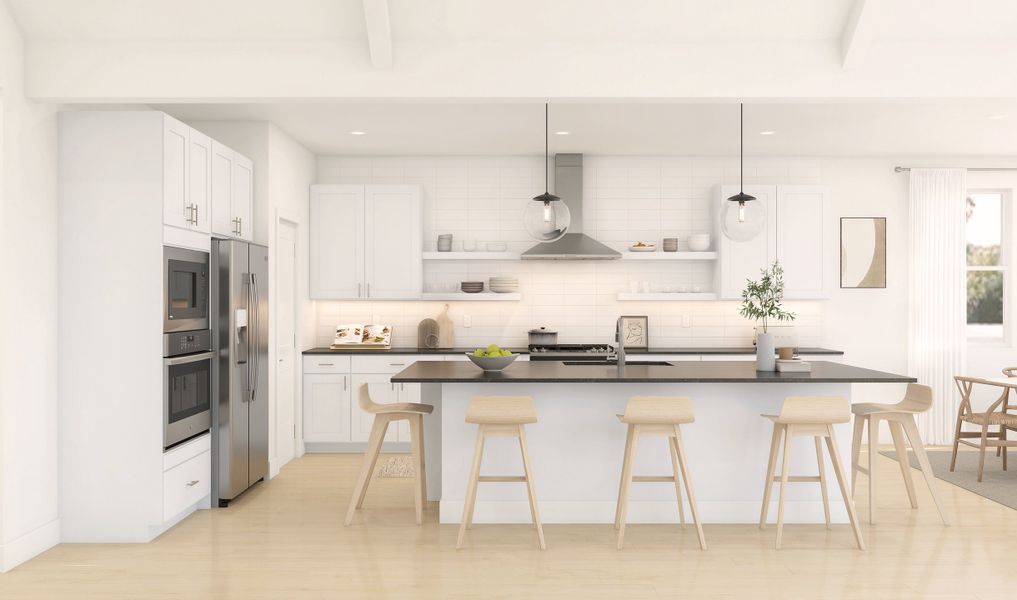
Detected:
left=841, top=0, right=880, bottom=68
left=362, top=0, right=393, bottom=69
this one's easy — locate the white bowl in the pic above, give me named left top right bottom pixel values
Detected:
left=465, top=352, right=518, bottom=371
left=688, top=235, right=711, bottom=252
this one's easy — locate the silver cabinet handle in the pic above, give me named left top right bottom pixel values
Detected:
left=389, top=363, right=405, bottom=367
left=343, top=375, right=347, bottom=391
left=232, top=217, right=240, bottom=235
left=318, top=362, right=334, bottom=366
left=367, top=283, right=371, bottom=297
left=238, top=217, right=243, bottom=236
left=357, top=283, right=361, bottom=298
left=186, top=480, right=199, bottom=487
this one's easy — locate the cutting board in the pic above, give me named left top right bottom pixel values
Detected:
left=436, top=304, right=454, bottom=349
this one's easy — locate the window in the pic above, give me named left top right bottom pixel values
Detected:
left=966, top=191, right=1008, bottom=341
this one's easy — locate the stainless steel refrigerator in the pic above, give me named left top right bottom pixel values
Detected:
left=211, top=239, right=269, bottom=507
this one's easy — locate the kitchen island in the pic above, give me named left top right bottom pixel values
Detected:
left=391, top=360, right=915, bottom=525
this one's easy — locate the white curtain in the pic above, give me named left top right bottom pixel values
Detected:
left=908, top=168, right=967, bottom=445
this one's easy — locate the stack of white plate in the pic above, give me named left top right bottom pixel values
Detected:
left=489, top=276, right=519, bottom=293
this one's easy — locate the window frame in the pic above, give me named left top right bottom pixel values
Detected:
left=965, top=188, right=1011, bottom=346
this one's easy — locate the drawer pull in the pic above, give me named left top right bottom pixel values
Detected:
left=389, top=363, right=405, bottom=366
left=318, top=362, right=335, bottom=366
left=186, top=480, right=200, bottom=487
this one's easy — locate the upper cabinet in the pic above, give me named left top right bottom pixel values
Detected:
left=163, top=116, right=210, bottom=233
left=209, top=141, right=254, bottom=241
left=716, top=184, right=830, bottom=300
left=164, top=116, right=253, bottom=240
left=310, top=184, right=422, bottom=300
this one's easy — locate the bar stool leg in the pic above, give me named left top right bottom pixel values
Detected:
left=614, top=424, right=635, bottom=530
left=888, top=420, right=918, bottom=509
left=345, top=416, right=390, bottom=526
left=668, top=436, right=687, bottom=528
left=867, top=416, right=878, bottom=524
left=850, top=416, right=865, bottom=495
left=457, top=425, right=486, bottom=549
left=517, top=425, right=546, bottom=550
left=410, top=415, right=424, bottom=525
left=977, top=423, right=990, bottom=482
left=417, top=415, right=428, bottom=502
left=616, top=425, right=639, bottom=550
left=815, top=436, right=831, bottom=528
left=901, top=416, right=950, bottom=525
left=775, top=425, right=794, bottom=549
left=825, top=425, right=866, bottom=550
left=759, top=423, right=783, bottom=529
left=673, top=425, right=706, bottom=550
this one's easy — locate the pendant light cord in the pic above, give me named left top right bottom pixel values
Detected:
left=739, top=102, right=744, bottom=194
left=544, top=102, right=549, bottom=193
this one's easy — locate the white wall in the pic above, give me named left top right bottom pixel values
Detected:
left=0, top=5, right=60, bottom=571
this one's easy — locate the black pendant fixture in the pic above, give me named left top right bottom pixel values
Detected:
left=721, top=103, right=764, bottom=242
left=523, top=102, right=570, bottom=242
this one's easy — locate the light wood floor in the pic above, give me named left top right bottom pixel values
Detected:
left=2, top=450, right=1016, bottom=599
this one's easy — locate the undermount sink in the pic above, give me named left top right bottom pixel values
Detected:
left=562, top=360, right=673, bottom=366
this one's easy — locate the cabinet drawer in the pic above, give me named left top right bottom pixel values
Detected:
left=351, top=354, right=442, bottom=374
left=163, top=449, right=211, bottom=521
left=163, top=432, right=211, bottom=471
left=303, top=355, right=352, bottom=374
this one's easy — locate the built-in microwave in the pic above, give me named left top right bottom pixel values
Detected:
left=164, top=246, right=210, bottom=333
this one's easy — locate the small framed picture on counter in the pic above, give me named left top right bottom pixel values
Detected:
left=620, top=315, right=648, bottom=349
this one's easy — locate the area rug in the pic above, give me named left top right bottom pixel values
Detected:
left=879, top=449, right=1017, bottom=510
left=376, top=455, right=416, bottom=478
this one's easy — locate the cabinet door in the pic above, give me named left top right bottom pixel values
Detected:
left=233, top=153, right=254, bottom=241
left=162, top=116, right=190, bottom=229
left=775, top=185, right=828, bottom=299
left=350, top=374, right=398, bottom=443
left=310, top=185, right=364, bottom=299
left=302, top=373, right=351, bottom=443
left=363, top=186, right=422, bottom=299
left=188, top=129, right=212, bottom=233
left=716, top=185, right=777, bottom=299
left=210, top=141, right=234, bottom=237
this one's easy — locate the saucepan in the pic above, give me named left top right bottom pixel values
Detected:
left=528, top=327, right=558, bottom=345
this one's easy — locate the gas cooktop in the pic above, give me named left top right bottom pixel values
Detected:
left=527, top=343, right=615, bottom=360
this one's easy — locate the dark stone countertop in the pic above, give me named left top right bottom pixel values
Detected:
left=390, top=360, right=914, bottom=384
left=303, top=346, right=844, bottom=356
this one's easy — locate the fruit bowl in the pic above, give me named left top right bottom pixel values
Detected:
left=465, top=352, right=518, bottom=372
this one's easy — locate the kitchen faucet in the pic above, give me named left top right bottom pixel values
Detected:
left=614, top=316, right=626, bottom=367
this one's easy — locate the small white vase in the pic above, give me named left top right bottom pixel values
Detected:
left=756, top=332, right=776, bottom=371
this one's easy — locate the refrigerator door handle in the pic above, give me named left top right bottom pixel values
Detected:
left=246, top=272, right=255, bottom=401
left=251, top=272, right=260, bottom=402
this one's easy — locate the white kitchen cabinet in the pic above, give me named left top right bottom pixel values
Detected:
left=187, top=129, right=212, bottom=234
left=302, top=373, right=351, bottom=443
left=163, top=115, right=212, bottom=233
left=232, top=153, right=254, bottom=241
left=716, top=184, right=829, bottom=300
left=310, top=184, right=422, bottom=300
left=210, top=142, right=254, bottom=241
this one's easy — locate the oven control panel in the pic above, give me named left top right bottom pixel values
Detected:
left=164, top=329, right=212, bottom=357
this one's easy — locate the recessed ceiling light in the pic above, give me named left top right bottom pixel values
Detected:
left=554, top=131, right=570, bottom=136
left=759, top=131, right=776, bottom=136
left=988, top=114, right=1008, bottom=121
left=349, top=131, right=366, bottom=135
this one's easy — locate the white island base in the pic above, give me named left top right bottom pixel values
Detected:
left=420, top=381, right=856, bottom=525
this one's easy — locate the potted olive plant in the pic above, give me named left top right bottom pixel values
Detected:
left=740, top=261, right=796, bottom=371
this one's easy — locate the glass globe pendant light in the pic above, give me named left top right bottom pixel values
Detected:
left=523, top=103, right=570, bottom=242
left=721, top=103, right=764, bottom=242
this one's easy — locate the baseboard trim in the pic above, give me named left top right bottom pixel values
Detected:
left=0, top=518, right=60, bottom=573
left=439, top=500, right=848, bottom=525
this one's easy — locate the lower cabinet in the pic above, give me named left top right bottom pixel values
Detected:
left=302, top=372, right=351, bottom=443
left=162, top=433, right=211, bottom=521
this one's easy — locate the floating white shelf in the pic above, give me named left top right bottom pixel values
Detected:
left=423, top=251, right=521, bottom=261
left=620, top=251, right=718, bottom=260
left=617, top=292, right=719, bottom=301
left=421, top=292, right=521, bottom=301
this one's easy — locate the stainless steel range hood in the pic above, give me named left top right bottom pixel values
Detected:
left=520, top=154, right=621, bottom=260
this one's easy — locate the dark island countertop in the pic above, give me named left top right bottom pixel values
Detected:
left=390, top=360, right=914, bottom=384
left=303, top=346, right=844, bottom=356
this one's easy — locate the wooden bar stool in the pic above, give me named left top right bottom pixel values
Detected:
left=457, top=396, right=544, bottom=550
left=344, top=384, right=433, bottom=526
left=614, top=396, right=706, bottom=550
left=760, top=396, right=865, bottom=550
left=850, top=383, right=949, bottom=525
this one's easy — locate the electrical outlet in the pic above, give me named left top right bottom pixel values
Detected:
left=682, top=315, right=692, bottom=328
left=463, top=314, right=472, bottom=328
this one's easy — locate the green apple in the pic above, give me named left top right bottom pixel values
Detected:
left=473, top=349, right=485, bottom=357
left=500, top=350, right=513, bottom=357
left=486, top=343, right=501, bottom=354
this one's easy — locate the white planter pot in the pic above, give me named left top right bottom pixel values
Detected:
left=756, top=332, right=776, bottom=371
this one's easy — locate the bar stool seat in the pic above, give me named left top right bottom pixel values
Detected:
left=851, top=383, right=950, bottom=525
left=760, top=396, right=865, bottom=550
left=614, top=396, right=706, bottom=550
left=458, top=396, right=544, bottom=550
left=344, top=384, right=433, bottom=526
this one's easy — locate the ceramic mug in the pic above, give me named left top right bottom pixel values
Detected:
left=777, top=347, right=795, bottom=360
